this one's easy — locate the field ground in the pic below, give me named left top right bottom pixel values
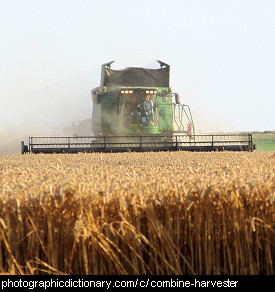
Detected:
left=0, top=151, right=274, bottom=275
left=252, top=131, right=275, bottom=151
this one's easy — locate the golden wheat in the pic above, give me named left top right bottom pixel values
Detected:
left=0, top=151, right=274, bottom=275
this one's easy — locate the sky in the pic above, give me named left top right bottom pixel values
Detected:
left=0, top=0, right=274, bottom=154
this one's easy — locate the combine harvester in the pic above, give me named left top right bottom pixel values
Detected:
left=21, top=61, right=255, bottom=154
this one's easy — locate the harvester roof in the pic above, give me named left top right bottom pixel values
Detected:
left=101, top=60, right=170, bottom=87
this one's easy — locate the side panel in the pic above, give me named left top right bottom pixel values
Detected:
left=157, top=93, right=173, bottom=134
left=91, top=103, right=101, bottom=135
left=101, top=94, right=119, bottom=135
left=91, top=90, right=101, bottom=135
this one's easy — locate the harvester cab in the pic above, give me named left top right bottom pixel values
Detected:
left=91, top=60, right=194, bottom=137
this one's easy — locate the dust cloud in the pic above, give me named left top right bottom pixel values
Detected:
left=0, top=122, right=59, bottom=155
left=191, top=108, right=238, bottom=134
left=0, top=72, right=96, bottom=156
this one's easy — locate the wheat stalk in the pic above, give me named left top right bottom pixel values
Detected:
left=0, top=151, right=274, bottom=274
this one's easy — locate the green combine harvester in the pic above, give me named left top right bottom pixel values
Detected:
left=22, top=61, right=255, bottom=153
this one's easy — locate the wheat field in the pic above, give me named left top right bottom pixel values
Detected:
left=0, top=151, right=274, bottom=275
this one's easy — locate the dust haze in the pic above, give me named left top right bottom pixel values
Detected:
left=0, top=73, right=96, bottom=156
left=191, top=108, right=238, bottom=134
left=0, top=70, right=239, bottom=156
